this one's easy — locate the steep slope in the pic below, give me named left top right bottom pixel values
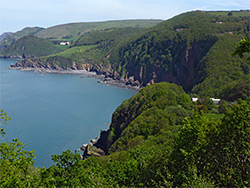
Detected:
left=11, top=27, right=146, bottom=70
left=95, top=82, right=194, bottom=153
left=0, top=35, right=61, bottom=58
left=108, top=11, right=249, bottom=97
left=10, top=10, right=250, bottom=100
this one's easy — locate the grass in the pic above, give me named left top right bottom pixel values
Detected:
left=35, top=20, right=163, bottom=40
left=208, top=10, right=250, bottom=17
left=48, top=45, right=95, bottom=59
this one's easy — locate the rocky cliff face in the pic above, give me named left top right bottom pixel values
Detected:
left=9, top=38, right=216, bottom=90
left=10, top=59, right=65, bottom=71
left=109, top=38, right=217, bottom=92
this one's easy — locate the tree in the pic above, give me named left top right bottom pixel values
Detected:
left=0, top=109, right=11, bottom=136
left=233, top=37, right=250, bottom=60
left=0, top=110, right=38, bottom=187
left=216, top=99, right=250, bottom=187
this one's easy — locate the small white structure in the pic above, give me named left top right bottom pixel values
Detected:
left=60, top=41, right=71, bottom=45
left=210, top=98, right=220, bottom=104
left=192, top=98, right=199, bottom=102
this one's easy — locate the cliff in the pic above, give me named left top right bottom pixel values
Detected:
left=9, top=11, right=250, bottom=100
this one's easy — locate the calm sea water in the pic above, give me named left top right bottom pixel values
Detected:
left=0, top=59, right=136, bottom=167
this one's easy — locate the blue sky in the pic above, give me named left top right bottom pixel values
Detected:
left=0, top=0, right=249, bottom=34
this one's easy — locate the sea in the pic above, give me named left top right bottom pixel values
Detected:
left=0, top=59, right=137, bottom=167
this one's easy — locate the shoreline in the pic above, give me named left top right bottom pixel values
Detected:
left=7, top=66, right=141, bottom=91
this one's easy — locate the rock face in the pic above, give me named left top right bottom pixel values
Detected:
left=109, top=39, right=217, bottom=92
left=9, top=59, right=65, bottom=71
left=9, top=58, right=142, bottom=89
left=79, top=141, right=105, bottom=160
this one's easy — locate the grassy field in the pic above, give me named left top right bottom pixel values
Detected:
left=35, top=20, right=162, bottom=40
left=208, top=10, right=250, bottom=16
left=48, top=45, right=95, bottom=59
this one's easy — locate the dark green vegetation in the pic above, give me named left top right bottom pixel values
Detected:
left=108, top=10, right=249, bottom=99
left=1, top=82, right=250, bottom=187
left=11, top=10, right=250, bottom=100
left=42, top=27, right=146, bottom=69
left=1, top=10, right=250, bottom=187
left=0, top=27, right=44, bottom=50
left=0, top=20, right=162, bottom=51
left=233, top=37, right=250, bottom=60
left=0, top=35, right=62, bottom=58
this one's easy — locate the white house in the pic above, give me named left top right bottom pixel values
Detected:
left=210, top=98, right=220, bottom=105
left=192, top=98, right=199, bottom=102
left=60, top=41, right=71, bottom=45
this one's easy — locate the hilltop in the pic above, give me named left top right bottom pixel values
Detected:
left=35, top=19, right=162, bottom=40
left=0, top=35, right=61, bottom=58
left=0, top=27, right=44, bottom=50
left=0, top=20, right=162, bottom=51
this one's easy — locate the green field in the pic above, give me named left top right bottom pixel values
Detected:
left=35, top=20, right=162, bottom=40
left=48, top=45, right=95, bottom=59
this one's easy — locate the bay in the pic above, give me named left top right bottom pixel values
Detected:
left=0, top=59, right=136, bottom=167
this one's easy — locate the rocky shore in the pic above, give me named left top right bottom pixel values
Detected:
left=77, top=139, right=105, bottom=160
left=7, top=60, right=141, bottom=91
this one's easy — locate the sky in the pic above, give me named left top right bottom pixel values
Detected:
left=0, top=0, right=249, bottom=34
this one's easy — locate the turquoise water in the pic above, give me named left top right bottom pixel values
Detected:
left=0, top=59, right=136, bottom=167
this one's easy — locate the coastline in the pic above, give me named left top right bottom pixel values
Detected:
left=7, top=66, right=141, bottom=91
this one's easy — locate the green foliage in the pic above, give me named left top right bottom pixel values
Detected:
left=0, top=111, right=38, bottom=187
left=107, top=10, right=249, bottom=97
left=233, top=37, right=250, bottom=60
left=0, top=109, right=11, bottom=136
left=0, top=84, right=249, bottom=187
left=1, top=11, right=250, bottom=187
left=10, top=11, right=249, bottom=101
left=103, top=82, right=193, bottom=152
left=0, top=139, right=38, bottom=187
left=0, top=35, right=61, bottom=58
left=216, top=99, right=250, bottom=186
left=192, top=34, right=249, bottom=99
left=51, top=149, right=80, bottom=168
left=195, top=97, right=216, bottom=113
left=170, top=99, right=250, bottom=187
left=0, top=27, right=44, bottom=50
left=35, top=20, right=162, bottom=40
left=27, top=27, right=147, bottom=69
left=74, top=27, right=145, bottom=47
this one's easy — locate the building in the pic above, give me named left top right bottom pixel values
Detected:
left=60, top=41, right=71, bottom=45
left=210, top=98, right=220, bottom=105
